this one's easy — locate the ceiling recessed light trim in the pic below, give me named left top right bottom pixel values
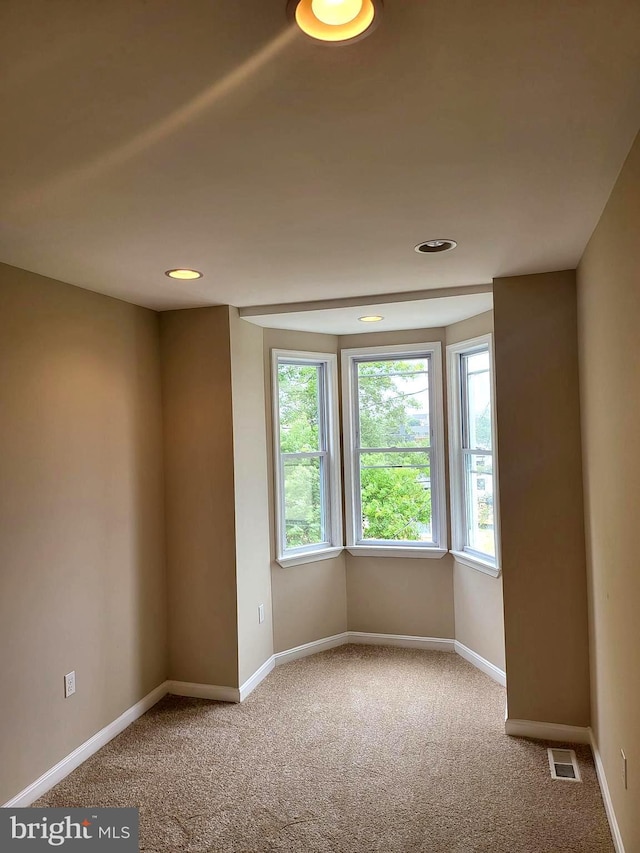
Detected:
left=165, top=268, right=203, bottom=280
left=287, top=0, right=383, bottom=44
left=414, top=239, right=458, bottom=254
left=358, top=315, right=384, bottom=323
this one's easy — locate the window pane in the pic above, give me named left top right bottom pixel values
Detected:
left=357, top=358, right=430, bottom=448
left=278, top=363, right=322, bottom=453
left=464, top=453, right=495, bottom=557
left=463, top=350, right=492, bottom=451
left=283, top=456, right=325, bottom=549
left=359, top=451, right=432, bottom=542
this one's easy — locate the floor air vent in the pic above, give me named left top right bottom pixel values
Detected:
left=547, top=748, right=581, bottom=782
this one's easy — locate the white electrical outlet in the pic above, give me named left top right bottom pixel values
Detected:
left=64, top=671, right=76, bottom=698
left=258, top=604, right=265, bottom=624
left=621, top=749, right=627, bottom=790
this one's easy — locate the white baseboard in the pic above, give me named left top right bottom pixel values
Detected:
left=166, top=680, right=240, bottom=703
left=272, top=631, right=507, bottom=689
left=274, top=632, right=349, bottom=665
left=239, top=656, right=276, bottom=702
left=167, top=657, right=278, bottom=705
left=5, top=641, right=623, bottom=853
left=590, top=729, right=625, bottom=853
left=454, top=641, right=506, bottom=687
left=1, top=634, right=507, bottom=809
left=505, top=718, right=591, bottom=744
left=348, top=631, right=455, bottom=652
left=2, top=682, right=169, bottom=808
left=273, top=632, right=456, bottom=665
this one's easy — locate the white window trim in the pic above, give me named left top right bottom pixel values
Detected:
left=446, top=334, right=501, bottom=577
left=276, top=545, right=344, bottom=569
left=341, top=341, right=448, bottom=559
left=272, top=349, right=343, bottom=568
left=347, top=545, right=448, bottom=559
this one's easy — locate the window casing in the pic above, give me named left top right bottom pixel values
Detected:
left=272, top=350, right=342, bottom=567
left=447, top=334, right=501, bottom=576
left=341, top=342, right=448, bottom=558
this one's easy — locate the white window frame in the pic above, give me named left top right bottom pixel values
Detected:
left=272, top=349, right=343, bottom=568
left=341, top=342, right=448, bottom=559
left=447, top=334, right=501, bottom=577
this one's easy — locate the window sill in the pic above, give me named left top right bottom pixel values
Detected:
left=450, top=550, right=501, bottom=577
left=276, top=546, right=344, bottom=568
left=347, top=546, right=448, bottom=560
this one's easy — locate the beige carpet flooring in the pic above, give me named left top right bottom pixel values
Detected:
left=36, top=645, right=613, bottom=851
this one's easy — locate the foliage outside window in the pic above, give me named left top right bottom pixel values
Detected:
left=447, top=335, right=500, bottom=575
left=272, top=351, right=341, bottom=566
left=342, top=343, right=448, bottom=556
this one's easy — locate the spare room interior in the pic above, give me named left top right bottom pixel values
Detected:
left=1, top=1, right=639, bottom=850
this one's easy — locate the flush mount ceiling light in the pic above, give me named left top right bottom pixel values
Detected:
left=287, top=0, right=383, bottom=44
left=358, top=314, right=384, bottom=323
left=165, top=269, right=203, bottom=280
left=414, top=239, right=458, bottom=254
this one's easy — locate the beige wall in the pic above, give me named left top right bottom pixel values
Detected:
left=272, top=559, right=348, bottom=651
left=493, top=271, right=590, bottom=725
left=346, top=555, right=455, bottom=637
left=577, top=131, right=640, bottom=851
left=160, top=307, right=239, bottom=687
left=446, top=312, right=505, bottom=671
left=445, top=310, right=493, bottom=347
left=263, top=328, right=348, bottom=653
left=453, top=568, right=505, bottom=670
left=0, top=264, right=166, bottom=805
left=229, top=311, right=274, bottom=684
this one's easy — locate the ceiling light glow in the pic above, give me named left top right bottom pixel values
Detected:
left=288, top=0, right=382, bottom=44
left=358, top=315, right=384, bottom=323
left=165, top=269, right=203, bottom=280
left=311, top=0, right=362, bottom=26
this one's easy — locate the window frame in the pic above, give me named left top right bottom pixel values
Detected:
left=447, top=334, right=501, bottom=577
left=341, top=342, right=448, bottom=559
left=271, top=349, right=343, bottom=568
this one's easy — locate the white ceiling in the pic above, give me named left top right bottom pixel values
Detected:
left=242, top=291, right=493, bottom=335
left=1, top=1, right=639, bottom=312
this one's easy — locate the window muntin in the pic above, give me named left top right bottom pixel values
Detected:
left=448, top=336, right=500, bottom=573
left=343, top=344, right=447, bottom=553
left=273, top=352, right=341, bottom=563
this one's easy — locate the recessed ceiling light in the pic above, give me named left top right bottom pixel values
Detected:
left=287, top=0, right=383, bottom=44
left=165, top=269, right=203, bottom=280
left=414, top=239, right=457, bottom=254
left=358, top=315, right=384, bottom=323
